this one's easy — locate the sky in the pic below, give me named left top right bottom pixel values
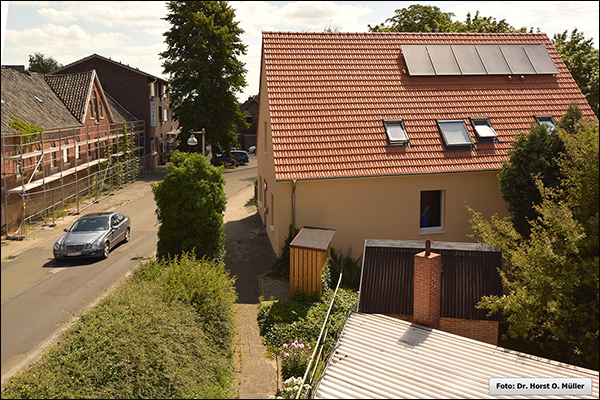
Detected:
left=1, top=1, right=599, bottom=103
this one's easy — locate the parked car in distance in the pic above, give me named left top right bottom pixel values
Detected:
left=217, top=152, right=238, bottom=166
left=231, top=150, right=250, bottom=165
left=53, top=212, right=130, bottom=260
left=248, top=145, right=256, bottom=154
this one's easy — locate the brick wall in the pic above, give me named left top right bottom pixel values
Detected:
left=440, top=318, right=499, bottom=345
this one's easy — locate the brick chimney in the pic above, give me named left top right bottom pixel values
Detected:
left=413, top=240, right=442, bottom=329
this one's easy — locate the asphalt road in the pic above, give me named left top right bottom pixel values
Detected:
left=0, top=154, right=257, bottom=385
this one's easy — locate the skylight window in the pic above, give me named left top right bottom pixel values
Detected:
left=383, top=119, right=409, bottom=146
left=34, top=95, right=43, bottom=103
left=469, top=117, right=498, bottom=142
left=436, top=120, right=473, bottom=149
left=535, top=115, right=555, bottom=128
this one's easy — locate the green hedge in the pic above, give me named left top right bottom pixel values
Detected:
left=1, top=254, right=237, bottom=399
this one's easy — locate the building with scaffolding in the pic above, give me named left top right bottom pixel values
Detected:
left=1, top=66, right=146, bottom=237
left=48, top=54, right=179, bottom=168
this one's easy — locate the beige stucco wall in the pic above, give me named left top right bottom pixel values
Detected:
left=290, top=172, right=507, bottom=255
left=257, top=54, right=508, bottom=257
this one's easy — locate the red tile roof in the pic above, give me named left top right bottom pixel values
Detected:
left=261, top=32, right=596, bottom=181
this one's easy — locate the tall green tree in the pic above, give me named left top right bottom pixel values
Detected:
left=368, top=4, right=455, bottom=32
left=497, top=121, right=565, bottom=237
left=368, top=5, right=533, bottom=33
left=552, top=29, right=599, bottom=118
left=28, top=52, right=62, bottom=74
left=160, top=1, right=248, bottom=163
left=152, top=151, right=227, bottom=260
left=469, top=109, right=599, bottom=370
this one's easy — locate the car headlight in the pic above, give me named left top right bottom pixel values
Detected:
left=54, top=242, right=61, bottom=250
left=86, top=240, right=102, bottom=250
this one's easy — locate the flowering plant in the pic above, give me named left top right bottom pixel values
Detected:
left=280, top=339, right=312, bottom=381
left=269, top=376, right=310, bottom=399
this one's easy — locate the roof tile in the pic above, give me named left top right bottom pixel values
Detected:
left=262, top=32, right=597, bottom=181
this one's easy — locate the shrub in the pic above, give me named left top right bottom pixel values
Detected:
left=328, top=247, right=362, bottom=291
left=279, top=340, right=312, bottom=381
left=134, top=253, right=238, bottom=352
left=0, top=277, right=234, bottom=399
left=152, top=151, right=227, bottom=260
left=258, top=288, right=358, bottom=357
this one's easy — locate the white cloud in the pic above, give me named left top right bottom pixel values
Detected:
left=38, top=7, right=76, bottom=22
left=5, top=24, right=127, bottom=55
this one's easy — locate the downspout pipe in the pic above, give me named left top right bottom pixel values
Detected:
left=292, top=179, right=297, bottom=234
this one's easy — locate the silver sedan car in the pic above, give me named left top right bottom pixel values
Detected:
left=53, top=212, right=130, bottom=260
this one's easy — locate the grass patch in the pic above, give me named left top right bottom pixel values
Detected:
left=1, top=254, right=237, bottom=399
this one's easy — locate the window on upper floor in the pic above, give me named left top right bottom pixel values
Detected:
left=469, top=117, right=498, bottom=142
left=535, top=115, right=555, bottom=129
left=92, top=92, right=99, bottom=122
left=246, top=115, right=253, bottom=124
left=383, top=119, right=409, bottom=146
left=436, top=119, right=473, bottom=150
left=420, top=190, right=445, bottom=235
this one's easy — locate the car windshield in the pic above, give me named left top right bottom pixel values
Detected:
left=70, top=217, right=109, bottom=232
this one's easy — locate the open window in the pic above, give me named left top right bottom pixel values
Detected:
left=436, top=120, right=473, bottom=150
left=469, top=117, right=498, bottom=143
left=420, top=190, right=444, bottom=234
left=535, top=115, right=555, bottom=129
left=383, top=119, right=409, bottom=146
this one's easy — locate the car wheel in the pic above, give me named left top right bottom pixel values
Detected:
left=124, top=227, right=130, bottom=243
left=101, top=242, right=110, bottom=259
left=239, top=160, right=246, bottom=165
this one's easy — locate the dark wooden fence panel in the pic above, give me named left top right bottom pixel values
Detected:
left=358, top=240, right=504, bottom=321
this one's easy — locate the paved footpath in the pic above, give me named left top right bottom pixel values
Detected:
left=223, top=185, right=289, bottom=398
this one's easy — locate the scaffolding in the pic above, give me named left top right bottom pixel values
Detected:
left=1, top=120, right=147, bottom=238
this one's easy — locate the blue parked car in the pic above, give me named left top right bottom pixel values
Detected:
left=217, top=152, right=238, bottom=166
left=231, top=150, right=249, bottom=165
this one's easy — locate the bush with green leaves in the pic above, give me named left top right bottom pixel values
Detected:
left=327, top=247, right=362, bottom=291
left=258, top=287, right=358, bottom=358
left=0, top=254, right=237, bottom=399
left=134, top=253, right=238, bottom=352
left=152, top=150, right=227, bottom=260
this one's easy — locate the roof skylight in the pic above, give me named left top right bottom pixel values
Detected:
left=383, top=119, right=409, bottom=146
left=469, top=117, right=498, bottom=141
left=535, top=115, right=555, bottom=128
left=437, top=120, right=473, bottom=149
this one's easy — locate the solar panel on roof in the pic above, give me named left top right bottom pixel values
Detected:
left=475, top=45, right=511, bottom=75
left=427, top=45, right=461, bottom=75
left=401, top=45, right=435, bottom=76
left=523, top=45, right=559, bottom=74
left=500, top=45, right=536, bottom=74
left=451, top=45, right=487, bottom=75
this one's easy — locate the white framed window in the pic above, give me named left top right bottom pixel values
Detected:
left=383, top=119, right=409, bottom=146
left=436, top=120, right=473, bottom=149
left=63, top=148, right=68, bottom=163
left=420, top=190, right=445, bottom=235
left=469, top=117, right=498, bottom=142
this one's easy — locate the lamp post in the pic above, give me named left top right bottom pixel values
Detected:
left=188, top=128, right=206, bottom=156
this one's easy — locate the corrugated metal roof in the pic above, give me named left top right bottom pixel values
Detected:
left=313, top=313, right=599, bottom=399
left=261, top=32, right=597, bottom=181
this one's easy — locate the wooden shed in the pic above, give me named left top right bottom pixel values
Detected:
left=289, top=227, right=335, bottom=298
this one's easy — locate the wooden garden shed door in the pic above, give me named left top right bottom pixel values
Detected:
left=289, top=227, right=336, bottom=298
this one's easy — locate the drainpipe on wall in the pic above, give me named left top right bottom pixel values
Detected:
left=292, top=179, right=297, bottom=234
